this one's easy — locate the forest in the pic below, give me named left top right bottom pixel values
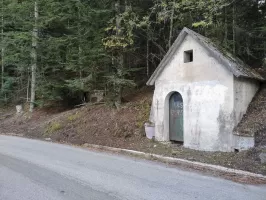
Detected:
left=0, top=0, right=265, bottom=110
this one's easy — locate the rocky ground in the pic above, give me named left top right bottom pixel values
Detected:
left=0, top=87, right=266, bottom=176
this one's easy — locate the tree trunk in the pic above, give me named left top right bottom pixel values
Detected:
left=29, top=1, right=38, bottom=112
left=78, top=1, right=83, bottom=92
left=146, top=36, right=150, bottom=77
left=224, top=6, right=228, bottom=47
left=115, top=0, right=123, bottom=108
left=168, top=2, right=175, bottom=49
left=1, top=0, right=4, bottom=91
left=26, top=67, right=30, bottom=102
left=232, top=2, right=236, bottom=55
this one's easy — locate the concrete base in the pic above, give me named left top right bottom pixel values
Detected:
left=233, top=135, right=255, bottom=151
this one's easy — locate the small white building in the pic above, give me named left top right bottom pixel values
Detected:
left=147, top=27, right=264, bottom=152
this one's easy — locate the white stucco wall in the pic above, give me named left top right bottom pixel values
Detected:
left=150, top=35, right=236, bottom=152
left=232, top=77, right=259, bottom=150
left=233, top=77, right=259, bottom=127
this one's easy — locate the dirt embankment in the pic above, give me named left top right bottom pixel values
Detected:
left=0, top=87, right=266, bottom=177
left=0, top=88, right=154, bottom=149
left=235, top=83, right=266, bottom=146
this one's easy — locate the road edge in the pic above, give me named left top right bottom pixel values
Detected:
left=1, top=134, right=266, bottom=183
left=84, top=143, right=266, bottom=181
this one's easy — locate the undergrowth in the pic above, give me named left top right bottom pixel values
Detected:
left=45, top=122, right=62, bottom=136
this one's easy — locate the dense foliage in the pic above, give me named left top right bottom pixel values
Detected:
left=0, top=0, right=265, bottom=109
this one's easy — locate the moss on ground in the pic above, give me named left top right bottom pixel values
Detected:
left=45, top=122, right=62, bottom=136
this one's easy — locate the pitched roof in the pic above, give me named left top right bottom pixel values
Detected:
left=147, top=27, right=265, bottom=85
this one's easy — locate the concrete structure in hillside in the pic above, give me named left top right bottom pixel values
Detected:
left=147, top=27, right=264, bottom=152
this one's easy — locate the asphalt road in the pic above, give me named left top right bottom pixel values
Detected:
left=0, top=136, right=265, bottom=200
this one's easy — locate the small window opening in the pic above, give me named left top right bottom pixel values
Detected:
left=184, top=50, right=193, bottom=63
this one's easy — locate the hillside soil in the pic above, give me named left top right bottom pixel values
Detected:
left=235, top=83, right=266, bottom=146
left=0, top=87, right=266, bottom=177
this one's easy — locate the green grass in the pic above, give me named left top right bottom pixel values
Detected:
left=45, top=122, right=62, bottom=136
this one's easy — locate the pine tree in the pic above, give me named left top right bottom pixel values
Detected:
left=0, top=0, right=265, bottom=108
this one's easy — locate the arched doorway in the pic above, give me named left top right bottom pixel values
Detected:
left=169, top=92, right=184, bottom=142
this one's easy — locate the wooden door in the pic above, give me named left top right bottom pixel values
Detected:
left=169, top=92, right=184, bottom=142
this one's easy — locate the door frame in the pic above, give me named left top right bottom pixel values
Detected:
left=164, top=91, right=184, bottom=143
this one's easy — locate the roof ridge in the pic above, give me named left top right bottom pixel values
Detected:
left=147, top=27, right=264, bottom=85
